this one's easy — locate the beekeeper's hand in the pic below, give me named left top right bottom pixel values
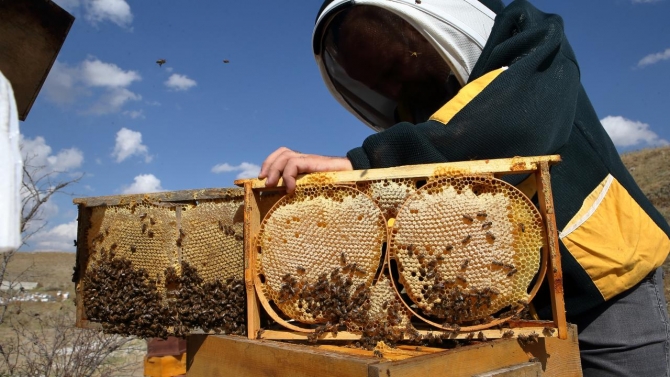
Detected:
left=259, top=147, right=353, bottom=194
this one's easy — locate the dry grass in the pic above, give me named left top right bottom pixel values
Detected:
left=620, top=146, right=670, bottom=310
left=3, top=252, right=76, bottom=292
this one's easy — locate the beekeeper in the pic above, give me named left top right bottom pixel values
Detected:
left=259, top=1, right=670, bottom=374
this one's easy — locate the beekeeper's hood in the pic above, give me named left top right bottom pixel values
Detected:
left=313, top=0, right=502, bottom=132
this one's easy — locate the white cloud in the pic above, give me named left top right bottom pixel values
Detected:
left=85, top=0, right=133, bottom=28
left=89, top=87, right=141, bottom=114
left=123, top=110, right=145, bottom=119
left=637, top=47, right=670, bottom=68
left=112, top=127, right=152, bottom=163
left=601, top=116, right=669, bottom=148
left=20, top=135, right=84, bottom=173
left=42, top=61, right=88, bottom=105
left=31, top=219, right=78, bottom=251
left=53, top=0, right=132, bottom=28
left=43, top=58, right=142, bottom=114
left=122, top=174, right=164, bottom=194
left=211, top=162, right=261, bottom=179
left=165, top=74, right=197, bottom=91
left=81, top=59, right=140, bottom=88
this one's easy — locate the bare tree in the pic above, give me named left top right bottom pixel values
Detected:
left=1, top=152, right=82, bottom=325
left=0, top=306, right=143, bottom=377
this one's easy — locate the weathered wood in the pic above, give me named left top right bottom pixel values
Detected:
left=187, top=325, right=580, bottom=376
left=73, top=187, right=244, bottom=207
left=259, top=327, right=557, bottom=341
left=235, top=155, right=562, bottom=189
left=244, top=183, right=261, bottom=339
left=0, top=0, right=74, bottom=121
left=186, top=335, right=379, bottom=377
left=473, top=362, right=542, bottom=377
left=535, top=162, right=568, bottom=339
left=369, top=325, right=581, bottom=377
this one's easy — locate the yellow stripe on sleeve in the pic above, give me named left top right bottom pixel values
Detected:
left=429, top=67, right=508, bottom=125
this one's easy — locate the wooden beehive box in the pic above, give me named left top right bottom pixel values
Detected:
left=73, top=188, right=247, bottom=338
left=0, top=0, right=74, bottom=120
left=235, top=155, right=568, bottom=345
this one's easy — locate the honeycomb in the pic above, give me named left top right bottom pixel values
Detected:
left=180, top=199, right=244, bottom=282
left=357, top=179, right=418, bottom=220
left=390, top=176, right=544, bottom=324
left=257, top=184, right=387, bottom=323
left=81, top=191, right=247, bottom=337
left=87, top=203, right=178, bottom=286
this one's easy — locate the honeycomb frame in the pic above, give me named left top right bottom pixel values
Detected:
left=73, top=188, right=247, bottom=337
left=237, top=155, right=569, bottom=342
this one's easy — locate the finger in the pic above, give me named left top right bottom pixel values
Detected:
left=282, top=157, right=311, bottom=194
left=259, top=147, right=291, bottom=178
left=265, top=150, right=302, bottom=187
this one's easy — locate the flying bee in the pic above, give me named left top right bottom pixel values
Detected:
left=156, top=59, right=166, bottom=67
left=482, top=221, right=492, bottom=230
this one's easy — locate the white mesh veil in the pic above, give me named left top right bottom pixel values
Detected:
left=313, top=0, right=497, bottom=131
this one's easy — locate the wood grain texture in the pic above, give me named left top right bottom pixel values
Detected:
left=186, top=335, right=379, bottom=377
left=535, top=162, right=568, bottom=339
left=73, top=187, right=243, bottom=207
left=369, top=325, right=581, bottom=377
left=244, top=183, right=261, bottom=339
left=235, top=156, right=562, bottom=189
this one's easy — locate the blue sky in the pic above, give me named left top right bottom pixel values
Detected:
left=17, top=0, right=670, bottom=251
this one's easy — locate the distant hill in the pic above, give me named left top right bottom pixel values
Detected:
left=621, top=145, right=670, bottom=222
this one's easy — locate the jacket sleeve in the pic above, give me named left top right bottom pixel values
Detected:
left=347, top=0, right=580, bottom=170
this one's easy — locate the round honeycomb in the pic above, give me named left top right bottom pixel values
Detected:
left=88, top=203, right=178, bottom=287
left=180, top=199, right=244, bottom=282
left=347, top=273, right=411, bottom=333
left=257, top=185, right=387, bottom=323
left=390, top=176, right=544, bottom=324
left=357, top=179, right=418, bottom=220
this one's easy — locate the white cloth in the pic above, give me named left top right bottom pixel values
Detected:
left=313, top=0, right=496, bottom=131
left=0, top=70, right=22, bottom=252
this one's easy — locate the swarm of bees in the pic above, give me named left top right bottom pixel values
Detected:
left=83, top=250, right=245, bottom=338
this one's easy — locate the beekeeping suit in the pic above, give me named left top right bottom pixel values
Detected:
left=0, top=70, right=22, bottom=252
left=313, top=1, right=670, bottom=374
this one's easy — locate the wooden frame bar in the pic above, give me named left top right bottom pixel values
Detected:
left=236, top=155, right=566, bottom=341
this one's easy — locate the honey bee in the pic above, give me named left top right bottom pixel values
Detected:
left=476, top=211, right=487, bottom=219
left=445, top=244, right=454, bottom=252
left=340, top=252, right=348, bottom=265
left=148, top=230, right=154, bottom=238
left=543, top=327, right=556, bottom=336
left=502, top=329, right=515, bottom=338
left=130, top=245, right=137, bottom=253
left=519, top=223, right=525, bottom=233
left=462, top=214, right=473, bottom=222
left=482, top=221, right=492, bottom=230
left=461, top=235, right=471, bottom=244
left=478, top=331, right=487, bottom=341
left=296, top=266, right=306, bottom=275
left=150, top=218, right=156, bottom=225
left=492, top=260, right=504, bottom=267
left=139, top=213, right=147, bottom=220
left=141, top=224, right=147, bottom=233
left=460, top=259, right=470, bottom=270
left=486, top=231, right=496, bottom=242
left=156, top=59, right=166, bottom=67
left=407, top=244, right=415, bottom=257
left=506, top=269, right=517, bottom=277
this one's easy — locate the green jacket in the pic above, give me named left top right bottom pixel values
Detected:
left=346, top=0, right=670, bottom=318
